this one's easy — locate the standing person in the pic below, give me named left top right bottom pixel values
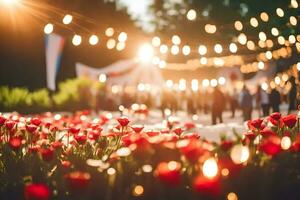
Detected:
left=288, top=76, right=297, bottom=113
left=211, top=87, right=225, bottom=125
left=256, top=86, right=270, bottom=117
left=228, top=89, right=239, bottom=118
left=269, top=87, right=281, bottom=112
left=239, top=86, right=253, bottom=121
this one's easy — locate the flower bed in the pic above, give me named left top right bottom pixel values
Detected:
left=0, top=111, right=300, bottom=200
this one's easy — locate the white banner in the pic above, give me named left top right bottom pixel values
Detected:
left=45, top=33, right=65, bottom=90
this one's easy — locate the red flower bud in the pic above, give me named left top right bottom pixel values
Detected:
left=131, top=125, right=144, bottom=133
left=26, top=124, right=38, bottom=133
left=173, top=127, right=183, bottom=136
left=117, top=117, right=130, bottom=127
left=269, top=112, right=281, bottom=126
left=259, top=136, right=281, bottom=156
left=74, top=133, right=87, bottom=145
left=31, top=117, right=42, bottom=126
left=24, top=183, right=50, bottom=200
left=5, top=120, right=16, bottom=130
left=247, top=118, right=263, bottom=130
left=69, top=127, right=80, bottom=135
left=39, top=148, right=54, bottom=162
left=9, top=137, right=22, bottom=150
left=282, top=114, right=297, bottom=128
left=0, top=115, right=7, bottom=126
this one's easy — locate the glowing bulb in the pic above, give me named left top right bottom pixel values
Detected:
left=152, top=36, right=161, bottom=47
left=271, top=28, right=279, bottom=36
left=230, top=144, right=250, bottom=164
left=275, top=76, right=281, bottom=85
left=132, top=185, right=144, bottom=196
left=178, top=79, right=186, bottom=91
left=281, top=136, right=291, bottom=150
left=261, top=82, right=268, bottom=91
left=198, top=45, right=207, bottom=55
left=202, top=158, right=218, bottom=178
left=44, top=23, right=54, bottom=34
left=166, top=80, right=173, bottom=88
left=167, top=161, right=178, bottom=170
left=105, top=27, right=114, bottom=37
left=291, top=0, right=299, bottom=8
left=290, top=16, right=297, bottom=26
left=214, top=58, right=224, bottom=67
left=289, top=35, right=296, bottom=44
left=200, top=57, right=207, bottom=65
left=218, top=77, right=226, bottom=85
left=265, top=51, right=272, bottom=60
left=138, top=43, right=154, bottom=62
left=171, top=45, right=180, bottom=55
left=227, top=192, right=238, bottom=200
left=234, top=21, right=243, bottom=31
left=160, top=44, right=168, bottom=54
left=99, top=74, right=107, bottom=83
left=246, top=40, right=255, bottom=50
left=260, top=12, right=269, bottom=22
left=187, top=9, right=197, bottom=21
left=238, top=33, right=247, bottom=45
left=118, top=32, right=127, bottom=42
left=202, top=79, right=210, bottom=88
left=89, top=35, right=99, bottom=45
left=63, top=14, right=73, bottom=25
left=158, top=60, right=166, bottom=69
left=116, top=42, right=126, bottom=51
left=210, top=79, right=218, bottom=87
left=250, top=17, right=259, bottom=27
left=205, top=24, right=217, bottom=34
left=278, top=36, right=285, bottom=45
left=182, top=45, right=191, bottom=55
left=172, top=35, right=181, bottom=45
left=229, top=43, right=238, bottom=53
left=276, top=8, right=284, bottom=17
left=258, top=61, right=264, bottom=70
left=297, top=62, right=300, bottom=71
left=259, top=32, right=267, bottom=41
left=214, top=44, right=223, bottom=54
left=106, top=39, right=116, bottom=49
left=107, top=167, right=116, bottom=175
left=1, top=0, right=19, bottom=5
left=191, top=79, right=199, bottom=91
left=72, top=34, right=82, bottom=46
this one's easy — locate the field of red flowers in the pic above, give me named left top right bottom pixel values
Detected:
left=0, top=111, right=300, bottom=200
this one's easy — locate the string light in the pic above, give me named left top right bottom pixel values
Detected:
left=229, top=43, right=238, bottom=53
left=106, top=39, right=116, bottom=49
left=198, top=45, right=207, bottom=55
left=250, top=17, right=259, bottom=27
left=291, top=0, right=299, bottom=8
left=62, top=14, right=73, bottom=25
left=218, top=77, right=226, bottom=85
left=172, top=35, right=181, bottom=45
left=297, top=62, right=300, bottom=71
left=275, top=76, right=281, bottom=85
left=260, top=12, right=269, bottom=22
left=118, top=32, right=127, bottom=42
left=202, top=158, right=218, bottom=178
left=259, top=32, right=267, bottom=41
left=116, top=42, right=126, bottom=51
left=214, top=58, right=224, bottom=67
left=105, top=27, right=114, bottom=37
left=171, top=45, right=180, bottom=55
left=200, top=57, right=208, bottom=65
left=289, top=35, right=296, bottom=44
left=214, top=44, right=223, bottom=54
left=99, top=74, right=107, bottom=83
left=234, top=21, right=243, bottom=31
left=289, top=16, right=297, bottom=26
left=205, top=24, right=217, bottom=34
left=138, top=43, right=154, bottom=62
left=230, top=144, right=250, bottom=164
left=278, top=36, right=285, bottom=45
left=187, top=9, right=197, bottom=21
left=132, top=185, right=144, bottom=196
left=158, top=60, right=166, bottom=68
left=160, top=44, right=168, bottom=54
left=227, top=192, right=238, bottom=200
left=182, top=45, right=191, bottom=55
left=152, top=36, right=161, bottom=47
left=238, top=33, right=247, bottom=45
left=276, top=8, right=284, bottom=17
left=72, top=34, right=82, bottom=46
left=89, top=35, right=99, bottom=45
left=271, top=28, right=279, bottom=36
left=210, top=79, right=218, bottom=87
left=281, top=136, right=291, bottom=150
left=261, top=82, right=268, bottom=91
left=258, top=61, right=264, bottom=70
left=202, top=79, right=210, bottom=87
left=246, top=40, right=255, bottom=50
left=44, top=23, right=54, bottom=34
left=266, top=51, right=272, bottom=60
left=191, top=79, right=199, bottom=91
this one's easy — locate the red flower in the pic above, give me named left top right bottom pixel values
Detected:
left=5, top=120, right=16, bottom=130
left=74, top=133, right=87, bottom=145
left=24, top=183, right=50, bottom=200
left=31, top=117, right=42, bottom=126
left=61, top=160, right=71, bottom=168
left=184, top=122, right=196, bottom=130
left=26, top=124, right=38, bottom=133
left=131, top=125, right=144, bottom=133
left=291, top=135, right=300, bottom=152
left=9, top=137, right=22, bottom=150
left=0, top=115, right=7, bottom=126
left=155, top=161, right=181, bottom=186
left=247, top=118, right=263, bottom=130
left=282, top=114, right=297, bottom=128
left=259, top=136, right=281, bottom=156
left=117, top=116, right=130, bottom=127
left=260, top=128, right=277, bottom=137
left=173, top=127, right=183, bottom=136
left=69, top=127, right=80, bottom=134
left=193, top=175, right=220, bottom=197
left=65, top=171, right=91, bottom=190
left=88, top=130, right=101, bottom=140
left=244, top=132, right=256, bottom=140
left=179, top=139, right=205, bottom=163
left=51, top=141, right=63, bottom=149
left=269, top=112, right=281, bottom=126
left=39, top=148, right=54, bottom=162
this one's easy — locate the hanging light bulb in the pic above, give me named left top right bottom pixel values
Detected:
left=259, top=32, right=267, bottom=41
left=89, top=35, right=99, bottom=45
left=278, top=36, right=285, bottom=45
left=214, top=44, right=223, bottom=54
left=44, top=23, right=54, bottom=34
left=234, top=21, right=243, bottom=31
left=152, top=36, right=161, bottom=47
left=271, top=27, right=279, bottom=36
left=250, top=17, right=259, bottom=27
left=160, top=44, right=168, bottom=54
left=260, top=12, right=269, bottom=22
left=200, top=57, right=208, bottom=65
left=291, top=0, right=299, bottom=8
left=229, top=43, right=238, bottom=53
left=238, top=33, right=247, bottom=45
left=186, top=9, right=197, bottom=21
left=265, top=51, right=272, bottom=60
left=202, top=158, right=218, bottom=178
left=230, top=144, right=250, bottom=164
left=63, top=14, right=73, bottom=25
left=198, top=45, right=207, bottom=55
left=276, top=8, right=284, bottom=17
left=182, top=45, right=191, bottom=55
left=118, top=32, right=127, bottom=42
left=72, top=34, right=82, bottom=46
left=289, top=35, right=296, bottom=44
left=246, top=40, right=255, bottom=50
left=258, top=61, right=265, bottom=70
left=202, top=79, right=210, bottom=87
left=289, top=16, right=297, bottom=26
left=106, top=39, right=116, bottom=49
left=172, top=35, right=181, bottom=45
left=171, top=45, right=180, bottom=55
left=105, top=27, right=114, bottom=37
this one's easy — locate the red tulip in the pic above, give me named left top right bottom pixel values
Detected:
left=117, top=116, right=130, bottom=127
left=269, top=112, right=281, bottom=126
left=260, top=128, right=277, bottom=137
left=5, top=120, right=16, bottom=130
left=0, top=115, right=6, bottom=126
left=244, top=132, right=256, bottom=140
left=65, top=171, right=91, bottom=190
left=259, top=136, right=281, bottom=156
left=155, top=161, right=181, bottom=186
left=193, top=175, right=220, bottom=197
left=131, top=125, right=144, bottom=133
left=247, top=118, right=263, bottom=130
left=69, top=127, right=80, bottom=135
left=173, top=127, right=183, bottom=136
left=179, top=139, right=205, bottom=163
left=9, top=137, right=22, bottom=150
left=31, top=117, right=42, bottom=126
left=39, top=148, right=54, bottom=162
left=51, top=141, right=63, bottom=149
left=282, top=114, right=297, bottom=128
left=24, top=183, right=50, bottom=200
left=74, top=133, right=87, bottom=145
left=26, top=124, right=38, bottom=133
